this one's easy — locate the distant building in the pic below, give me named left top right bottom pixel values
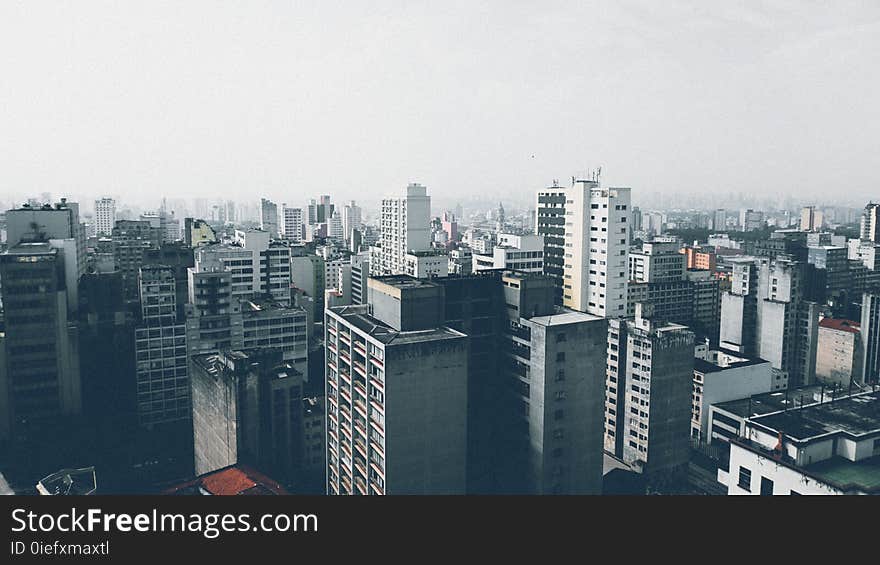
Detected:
left=260, top=198, right=279, bottom=239
left=799, top=206, right=824, bottom=232
left=183, top=218, right=217, bottom=248
left=94, top=197, right=116, bottom=236
left=378, top=183, right=431, bottom=276
left=403, top=250, right=449, bottom=278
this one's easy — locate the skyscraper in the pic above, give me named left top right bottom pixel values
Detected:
left=378, top=183, right=431, bottom=275
left=6, top=199, right=87, bottom=279
left=260, top=198, right=279, bottom=239
left=94, top=197, right=116, bottom=236
left=325, top=292, right=468, bottom=495
left=0, top=242, right=81, bottom=441
left=605, top=304, right=694, bottom=479
left=860, top=202, right=880, bottom=243
left=135, top=265, right=189, bottom=428
left=342, top=200, right=362, bottom=243
left=799, top=206, right=823, bottom=232
left=536, top=175, right=631, bottom=316
left=281, top=205, right=303, bottom=244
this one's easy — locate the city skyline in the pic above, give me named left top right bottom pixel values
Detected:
left=2, top=2, right=879, bottom=205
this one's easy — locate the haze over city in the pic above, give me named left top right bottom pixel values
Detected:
left=2, top=1, right=879, bottom=207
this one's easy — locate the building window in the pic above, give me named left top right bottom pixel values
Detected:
left=556, top=352, right=566, bottom=362
left=554, top=409, right=564, bottom=421
left=556, top=332, right=567, bottom=343
left=738, top=467, right=752, bottom=492
left=556, top=369, right=565, bottom=382
left=760, top=476, right=774, bottom=496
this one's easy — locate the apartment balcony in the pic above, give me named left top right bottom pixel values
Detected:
left=370, top=399, right=384, bottom=415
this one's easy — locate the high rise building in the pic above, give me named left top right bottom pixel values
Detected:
left=260, top=198, right=279, bottom=239
left=860, top=292, right=880, bottom=384
left=281, top=205, right=303, bottom=244
left=349, top=252, right=370, bottom=305
left=112, top=220, right=162, bottom=299
left=0, top=242, right=81, bottom=441
left=94, top=197, right=116, bottom=236
left=499, top=272, right=607, bottom=494
left=328, top=210, right=344, bottom=243
left=191, top=348, right=307, bottom=483
left=535, top=175, right=630, bottom=316
left=342, top=201, right=362, bottom=243
left=605, top=304, right=694, bottom=479
left=860, top=202, right=880, bottom=243
left=379, top=183, right=431, bottom=275
left=720, top=257, right=760, bottom=355
left=325, top=292, right=469, bottom=494
left=713, top=209, right=726, bottom=231
left=135, top=265, right=190, bottom=428
left=799, top=206, right=824, bottom=232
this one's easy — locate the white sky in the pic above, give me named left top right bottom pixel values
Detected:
left=1, top=1, right=878, bottom=208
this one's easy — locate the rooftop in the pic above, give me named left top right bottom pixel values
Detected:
left=370, top=275, right=440, bottom=290
left=694, top=348, right=768, bottom=374
left=750, top=391, right=880, bottom=441
left=162, top=465, right=288, bottom=495
left=715, top=385, right=830, bottom=419
left=819, top=318, right=860, bottom=334
left=330, top=306, right=466, bottom=346
left=528, top=308, right=603, bottom=327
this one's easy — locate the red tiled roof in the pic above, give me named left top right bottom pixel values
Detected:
left=162, top=465, right=289, bottom=495
left=819, top=318, right=860, bottom=334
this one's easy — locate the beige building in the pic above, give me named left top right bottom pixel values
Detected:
left=815, top=318, right=861, bottom=386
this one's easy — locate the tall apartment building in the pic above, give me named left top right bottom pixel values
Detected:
left=94, top=197, right=116, bottom=236
left=342, top=201, right=362, bottom=243
left=328, top=210, right=344, bottom=243
left=350, top=252, right=370, bottom=305
left=713, top=209, right=727, bottom=231
left=814, top=318, right=861, bottom=386
left=135, top=265, right=189, bottom=428
left=378, top=183, right=431, bottom=275
left=535, top=176, right=630, bottom=316
left=325, top=295, right=468, bottom=495
left=860, top=292, right=880, bottom=384
left=500, top=272, right=607, bottom=494
left=720, top=257, right=760, bottom=355
left=605, top=304, right=694, bottom=478
left=754, top=257, right=821, bottom=387
left=0, top=242, right=81, bottom=442
left=799, top=206, right=824, bottom=232
left=281, top=205, right=303, bottom=244
left=112, top=219, right=162, bottom=298
left=260, top=198, right=279, bottom=239
left=860, top=202, right=880, bottom=243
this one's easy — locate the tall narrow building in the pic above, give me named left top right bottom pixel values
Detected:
left=860, top=202, right=880, bottom=243
left=94, top=197, right=116, bottom=236
left=378, top=183, right=431, bottom=275
left=260, top=198, right=279, bottom=239
left=605, top=304, right=694, bottom=479
left=281, top=205, right=303, bottom=244
left=536, top=175, right=630, bottom=316
left=0, top=242, right=81, bottom=441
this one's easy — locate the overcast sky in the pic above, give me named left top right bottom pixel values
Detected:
left=1, top=1, right=878, bottom=209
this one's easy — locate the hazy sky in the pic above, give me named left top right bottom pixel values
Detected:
left=2, top=1, right=878, bottom=209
